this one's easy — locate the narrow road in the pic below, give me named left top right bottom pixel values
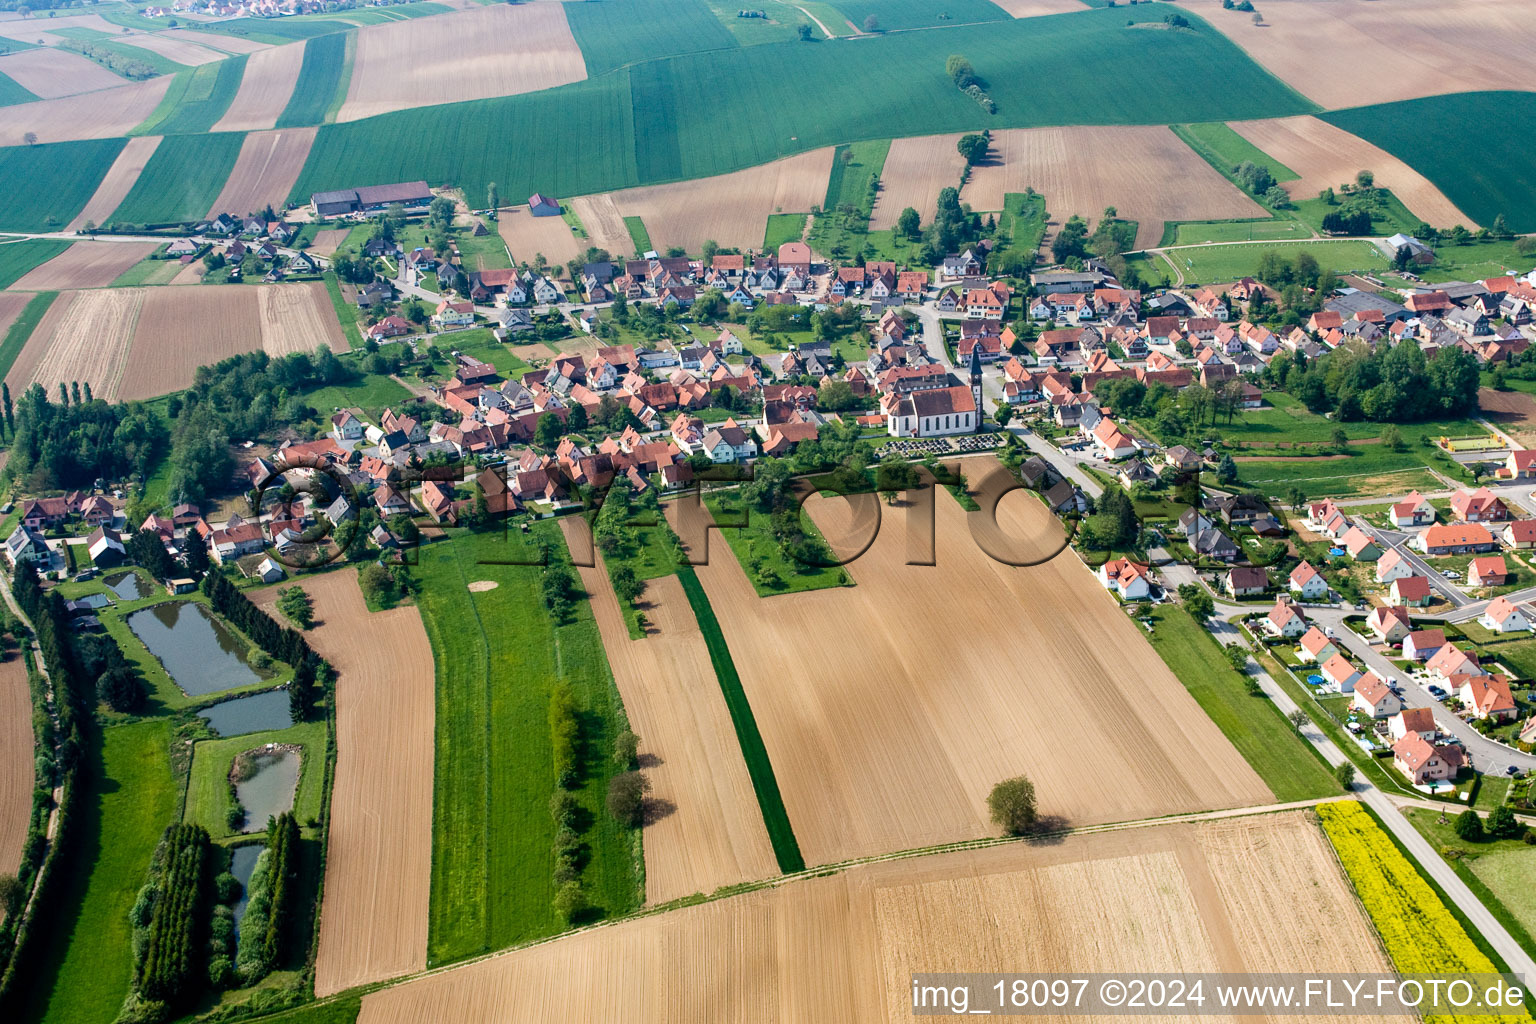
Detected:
left=784, top=1, right=835, bottom=39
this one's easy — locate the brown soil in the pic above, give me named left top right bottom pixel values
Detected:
left=10, top=240, right=159, bottom=290
left=213, top=40, right=306, bottom=133
left=0, top=653, right=30, bottom=878
left=65, top=135, right=164, bottom=232
left=205, top=127, right=318, bottom=219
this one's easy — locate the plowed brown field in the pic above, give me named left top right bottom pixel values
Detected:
left=567, top=193, right=631, bottom=260
left=1229, top=115, right=1477, bottom=228
left=869, top=134, right=967, bottom=231
left=212, top=41, right=305, bottom=133
left=0, top=47, right=125, bottom=98
left=1173, top=0, right=1536, bottom=108
left=206, top=127, right=318, bottom=218
left=257, top=280, right=349, bottom=355
left=358, top=811, right=1394, bottom=1023
left=115, top=31, right=225, bottom=66
left=337, top=4, right=585, bottom=123
left=498, top=206, right=582, bottom=267
left=252, top=570, right=434, bottom=996
left=6, top=287, right=143, bottom=400
left=0, top=292, right=33, bottom=343
left=601, top=148, right=833, bottom=253
left=10, top=240, right=159, bottom=290
left=671, top=464, right=1269, bottom=866
left=563, top=526, right=778, bottom=904
left=66, top=134, right=163, bottom=231
left=992, top=0, right=1087, bottom=14
left=0, top=77, right=171, bottom=146
left=1480, top=387, right=1536, bottom=445
left=161, top=28, right=269, bottom=54
left=0, top=653, right=30, bottom=878
left=962, top=125, right=1265, bottom=250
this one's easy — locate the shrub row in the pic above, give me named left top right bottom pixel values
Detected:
left=202, top=573, right=326, bottom=721
left=234, top=813, right=300, bottom=984
left=135, top=824, right=213, bottom=1006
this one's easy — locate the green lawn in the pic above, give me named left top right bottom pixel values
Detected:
left=1404, top=808, right=1536, bottom=958
left=276, top=30, right=353, bottom=128
left=703, top=491, right=852, bottom=596
left=289, top=6, right=1314, bottom=210
left=0, top=138, right=127, bottom=231
left=1148, top=607, right=1339, bottom=801
left=623, top=215, right=652, bottom=256
left=184, top=720, right=329, bottom=841
left=0, top=290, right=55, bottom=380
left=763, top=212, right=807, bottom=250
left=302, top=373, right=416, bottom=420
left=132, top=55, right=248, bottom=136
left=0, top=239, right=70, bottom=288
left=23, top=719, right=177, bottom=1024
left=108, top=132, right=247, bottom=226
left=322, top=271, right=364, bottom=348
left=109, top=255, right=182, bottom=287
left=1324, top=91, right=1536, bottom=233
left=1397, top=238, right=1536, bottom=285
left=1172, top=121, right=1299, bottom=181
left=1165, top=239, right=1389, bottom=285
left=414, top=527, right=639, bottom=964
left=1468, top=847, right=1536, bottom=942
left=1164, top=217, right=1312, bottom=246
left=807, top=138, right=888, bottom=261
left=677, top=566, right=803, bottom=872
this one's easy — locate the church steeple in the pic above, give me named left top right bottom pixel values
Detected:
left=967, top=341, right=983, bottom=433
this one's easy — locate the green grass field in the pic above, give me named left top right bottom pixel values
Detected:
left=1166, top=238, right=1388, bottom=285
left=824, top=0, right=1010, bottom=31
left=23, top=719, right=177, bottom=1024
left=1172, top=121, right=1299, bottom=181
left=623, top=215, right=652, bottom=256
left=189, top=16, right=356, bottom=45
left=1394, top=238, right=1536, bottom=285
left=0, top=290, right=56, bottom=380
left=1146, top=606, right=1338, bottom=802
left=321, top=271, right=364, bottom=349
left=1468, top=847, right=1536, bottom=942
left=415, top=528, right=639, bottom=964
left=1404, top=808, right=1536, bottom=959
left=763, top=212, right=806, bottom=250
left=60, top=35, right=186, bottom=76
left=1163, top=216, right=1311, bottom=246
left=303, top=373, right=415, bottom=419
left=808, top=138, right=888, bottom=259
left=0, top=239, right=70, bottom=288
left=1324, top=91, right=1536, bottom=233
left=289, top=7, right=1313, bottom=208
left=184, top=720, right=329, bottom=841
left=133, top=55, right=248, bottom=136
left=702, top=492, right=850, bottom=596
left=676, top=566, right=803, bottom=872
left=705, top=0, right=822, bottom=44
left=0, top=138, right=126, bottom=231
left=566, top=0, right=739, bottom=76
left=0, top=68, right=37, bottom=106
left=109, top=255, right=181, bottom=287
left=108, top=131, right=246, bottom=226
left=276, top=30, right=353, bottom=128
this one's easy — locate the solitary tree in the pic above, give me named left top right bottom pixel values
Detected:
left=862, top=13, right=879, bottom=31
left=606, top=770, right=651, bottom=828
left=896, top=206, right=921, bottom=240
left=1486, top=804, right=1524, bottom=840
left=1334, top=762, right=1356, bottom=790
left=988, top=775, right=1038, bottom=836
left=1287, top=709, right=1309, bottom=734
left=1454, top=808, right=1485, bottom=842
left=797, top=22, right=812, bottom=40
left=1355, top=169, right=1375, bottom=190
left=486, top=181, right=499, bottom=219
left=956, top=132, right=989, bottom=166
left=21, top=131, right=35, bottom=146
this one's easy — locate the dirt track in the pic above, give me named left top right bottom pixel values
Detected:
left=212, top=41, right=305, bottom=132
left=671, top=464, right=1270, bottom=867
left=1229, top=115, right=1477, bottom=229
left=10, top=240, right=159, bottom=290
left=357, top=811, right=1395, bottom=1023
left=0, top=653, right=30, bottom=878
left=337, top=4, right=585, bottom=123
left=252, top=570, right=434, bottom=997
left=563, top=523, right=778, bottom=905
left=960, top=125, right=1265, bottom=250
left=66, top=135, right=163, bottom=232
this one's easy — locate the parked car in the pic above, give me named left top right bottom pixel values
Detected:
left=1507, top=765, right=1523, bottom=777
left=1428, top=684, right=1448, bottom=699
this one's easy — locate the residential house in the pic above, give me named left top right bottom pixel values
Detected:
left=209, top=521, right=265, bottom=564
left=1089, top=418, right=1137, bottom=460
left=1479, top=596, right=1531, bottom=634
left=1390, top=574, right=1434, bottom=607
left=1468, top=555, right=1509, bottom=587
left=1298, top=626, right=1338, bottom=664
left=1191, top=528, right=1239, bottom=562
left=1340, top=525, right=1382, bottom=561
left=1178, top=508, right=1213, bottom=538
left=1402, top=628, right=1446, bottom=662
left=1503, top=520, right=1536, bottom=550
left=1289, top=560, right=1328, bottom=600
left=1367, top=604, right=1411, bottom=644
left=1460, top=675, right=1518, bottom=721
left=431, top=300, right=475, bottom=330
left=1225, top=566, right=1268, bottom=598
left=86, top=527, right=125, bottom=567
left=1353, top=673, right=1402, bottom=719
left=1426, top=643, right=1483, bottom=682
left=1390, top=492, right=1435, bottom=528
left=1375, top=549, right=1416, bottom=585
left=1450, top=487, right=1508, bottom=523
left=1265, top=596, right=1308, bottom=638
left=1320, top=652, right=1362, bottom=692
left=3, top=525, right=48, bottom=567
left=1391, top=707, right=1438, bottom=744
left=1393, top=732, right=1465, bottom=784
left=1098, top=558, right=1152, bottom=601
left=1414, top=523, right=1496, bottom=555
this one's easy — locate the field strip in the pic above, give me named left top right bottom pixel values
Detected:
left=355, top=807, right=1389, bottom=1023
left=0, top=77, right=172, bottom=146
left=0, top=652, right=29, bottom=877
left=336, top=4, right=585, bottom=123
left=991, top=0, right=1086, bottom=15
left=1228, top=115, right=1479, bottom=229
left=112, top=30, right=227, bottom=66
left=65, top=135, right=163, bottom=232
left=161, top=27, right=271, bottom=54
left=567, top=194, right=630, bottom=259
left=0, top=47, right=127, bottom=99
left=206, top=126, right=318, bottom=218
left=213, top=39, right=306, bottom=132
left=566, top=533, right=780, bottom=904
left=257, top=280, right=350, bottom=356
left=115, top=285, right=262, bottom=400
left=10, top=286, right=143, bottom=401
left=11, top=240, right=160, bottom=291
left=870, top=133, right=966, bottom=230
left=252, top=570, right=434, bottom=997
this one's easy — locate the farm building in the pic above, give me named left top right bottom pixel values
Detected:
left=311, top=181, right=433, bottom=217
left=528, top=193, right=560, bottom=216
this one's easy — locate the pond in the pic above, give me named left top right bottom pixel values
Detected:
left=229, top=843, right=262, bottom=940
left=126, top=601, right=267, bottom=697
left=234, top=747, right=300, bottom=834
left=104, top=570, right=149, bottom=601
left=198, top=691, right=293, bottom=738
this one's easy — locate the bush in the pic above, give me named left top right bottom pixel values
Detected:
left=98, top=663, right=147, bottom=713
left=1334, top=762, right=1355, bottom=790
left=987, top=775, right=1037, bottom=836
left=1454, top=808, right=1485, bottom=842
left=549, top=790, right=580, bottom=830
left=552, top=880, right=587, bottom=924
left=613, top=729, right=640, bottom=770
left=548, top=682, right=580, bottom=788
left=214, top=871, right=242, bottom=904
left=606, top=771, right=651, bottom=828
left=1486, top=803, right=1524, bottom=840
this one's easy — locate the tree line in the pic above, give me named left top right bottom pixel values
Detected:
left=201, top=572, right=326, bottom=722
left=1260, top=336, right=1480, bottom=422
left=234, top=813, right=301, bottom=984
left=130, top=823, right=212, bottom=1012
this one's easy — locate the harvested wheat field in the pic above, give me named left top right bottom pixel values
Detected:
left=6, top=287, right=143, bottom=400
left=257, top=280, right=349, bottom=355
left=0, top=77, right=171, bottom=146
left=113, top=30, right=226, bottom=66
left=0, top=47, right=126, bottom=98
left=0, top=12, right=124, bottom=45
left=308, top=228, right=351, bottom=257
left=603, top=148, right=834, bottom=254
left=962, top=125, right=1265, bottom=250
left=206, top=127, right=318, bottom=219
left=359, top=811, right=1395, bottom=1023
left=0, top=653, right=31, bottom=878
left=992, top=0, right=1088, bottom=15
left=0, top=292, right=33, bottom=343
left=212, top=41, right=305, bottom=132
left=161, top=27, right=270, bottom=54
left=1174, top=0, right=1536, bottom=108
left=66, top=135, right=163, bottom=232
left=564, top=526, right=778, bottom=904
left=336, top=4, right=585, bottom=123
left=11, top=240, right=159, bottom=290
left=498, top=206, right=582, bottom=267
left=870, top=134, right=967, bottom=231
left=1230, top=115, right=1476, bottom=228
left=670, top=465, right=1270, bottom=866
left=567, top=193, right=631, bottom=260
left=253, top=570, right=434, bottom=996
left=1480, top=387, right=1536, bottom=446
left=169, top=260, right=204, bottom=285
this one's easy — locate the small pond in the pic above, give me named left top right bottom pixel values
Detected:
left=198, top=691, right=293, bottom=738
left=104, top=571, right=149, bottom=601
left=229, top=843, right=263, bottom=940
left=233, top=747, right=300, bottom=834
left=126, top=601, right=267, bottom=696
